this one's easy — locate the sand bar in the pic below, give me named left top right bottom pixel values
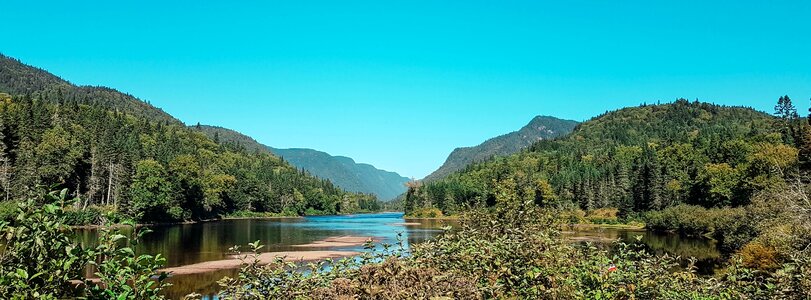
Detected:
left=159, top=250, right=360, bottom=275
left=291, top=236, right=376, bottom=248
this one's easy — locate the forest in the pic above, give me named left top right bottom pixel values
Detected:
left=405, top=98, right=805, bottom=216
left=0, top=57, right=381, bottom=224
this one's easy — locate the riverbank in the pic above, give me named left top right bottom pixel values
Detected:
left=565, top=223, right=646, bottom=231
left=159, top=235, right=375, bottom=275
left=160, top=250, right=361, bottom=275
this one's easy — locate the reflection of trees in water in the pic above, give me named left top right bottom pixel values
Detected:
left=568, top=228, right=724, bottom=275
left=404, top=218, right=457, bottom=246
left=163, top=268, right=238, bottom=299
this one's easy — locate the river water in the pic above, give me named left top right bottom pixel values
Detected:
left=73, top=212, right=720, bottom=298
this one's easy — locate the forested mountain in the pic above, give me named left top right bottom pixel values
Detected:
left=0, top=55, right=379, bottom=224
left=406, top=100, right=799, bottom=216
left=0, top=54, right=178, bottom=124
left=196, top=125, right=410, bottom=201
left=423, top=116, right=578, bottom=181
left=269, top=148, right=410, bottom=201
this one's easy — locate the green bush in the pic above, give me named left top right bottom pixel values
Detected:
left=407, top=207, right=444, bottom=218
left=0, top=189, right=170, bottom=299
left=0, top=201, right=15, bottom=221
left=64, top=206, right=103, bottom=226
left=644, top=205, right=715, bottom=236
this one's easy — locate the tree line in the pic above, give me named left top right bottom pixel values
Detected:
left=0, top=92, right=379, bottom=223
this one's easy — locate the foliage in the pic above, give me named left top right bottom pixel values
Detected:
left=214, top=180, right=811, bottom=299
left=0, top=189, right=85, bottom=299
left=0, top=200, right=15, bottom=221
left=644, top=205, right=719, bottom=236
left=406, top=207, right=444, bottom=218
left=0, top=189, right=170, bottom=299
left=224, top=210, right=299, bottom=218
left=80, top=224, right=170, bottom=299
left=404, top=99, right=811, bottom=261
left=0, top=89, right=380, bottom=224
left=584, top=207, right=620, bottom=224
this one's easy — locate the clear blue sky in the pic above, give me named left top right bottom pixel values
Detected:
left=2, top=1, right=810, bottom=178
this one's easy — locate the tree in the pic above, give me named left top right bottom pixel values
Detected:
left=696, top=163, right=738, bottom=207
left=775, top=95, right=799, bottom=145
left=34, top=126, right=82, bottom=186
left=129, top=159, right=179, bottom=221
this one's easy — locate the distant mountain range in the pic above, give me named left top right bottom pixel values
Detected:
left=268, top=148, right=410, bottom=201
left=423, top=116, right=579, bottom=181
left=196, top=125, right=410, bottom=201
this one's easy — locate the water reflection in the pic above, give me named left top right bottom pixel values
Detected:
left=565, top=226, right=723, bottom=275
left=74, top=214, right=722, bottom=298
left=74, top=212, right=449, bottom=298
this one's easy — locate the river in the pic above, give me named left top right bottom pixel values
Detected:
left=73, top=212, right=721, bottom=298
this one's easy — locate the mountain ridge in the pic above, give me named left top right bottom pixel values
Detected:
left=0, top=53, right=179, bottom=124
left=195, top=125, right=410, bottom=201
left=423, top=115, right=579, bottom=181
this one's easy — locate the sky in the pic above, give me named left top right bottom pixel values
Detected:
left=2, top=1, right=810, bottom=178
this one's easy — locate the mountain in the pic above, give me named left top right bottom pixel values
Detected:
left=268, top=148, right=410, bottom=201
left=195, top=125, right=410, bottom=201
left=406, top=100, right=792, bottom=216
left=0, top=55, right=379, bottom=223
left=423, top=116, right=579, bottom=181
left=0, top=54, right=179, bottom=124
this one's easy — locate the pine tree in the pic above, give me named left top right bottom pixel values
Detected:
left=775, top=95, right=799, bottom=145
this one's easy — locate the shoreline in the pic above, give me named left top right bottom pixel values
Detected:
left=159, top=250, right=361, bottom=276
left=69, top=211, right=397, bottom=229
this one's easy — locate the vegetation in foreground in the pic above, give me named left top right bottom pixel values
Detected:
left=5, top=179, right=809, bottom=299
left=212, top=179, right=811, bottom=299
left=0, top=189, right=169, bottom=299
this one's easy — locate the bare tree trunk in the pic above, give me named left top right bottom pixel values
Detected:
left=106, top=161, right=114, bottom=206
left=87, top=148, right=101, bottom=208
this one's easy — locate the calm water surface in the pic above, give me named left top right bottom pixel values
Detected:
left=74, top=212, right=450, bottom=298
left=74, top=213, right=720, bottom=299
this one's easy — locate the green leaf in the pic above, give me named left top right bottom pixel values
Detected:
left=15, top=269, right=28, bottom=279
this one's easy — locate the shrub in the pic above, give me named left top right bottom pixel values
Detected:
left=0, top=189, right=170, bottom=299
left=0, top=201, right=15, bottom=221
left=407, top=207, right=444, bottom=218
left=738, top=242, right=779, bottom=271
left=561, top=209, right=587, bottom=224
left=644, top=205, right=715, bottom=236
left=0, top=190, right=86, bottom=299
left=64, top=206, right=103, bottom=226
left=211, top=180, right=811, bottom=299
left=585, top=207, right=619, bottom=224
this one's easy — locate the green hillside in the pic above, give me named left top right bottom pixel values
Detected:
left=423, top=116, right=578, bottom=181
left=195, top=125, right=410, bottom=201
left=406, top=100, right=795, bottom=216
left=0, top=55, right=379, bottom=224
left=0, top=54, right=179, bottom=124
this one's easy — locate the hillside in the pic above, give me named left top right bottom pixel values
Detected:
left=196, top=125, right=411, bottom=201
left=269, top=148, right=410, bottom=201
left=0, top=54, right=179, bottom=124
left=406, top=100, right=794, bottom=216
left=423, top=116, right=578, bottom=181
left=0, top=55, right=379, bottom=223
